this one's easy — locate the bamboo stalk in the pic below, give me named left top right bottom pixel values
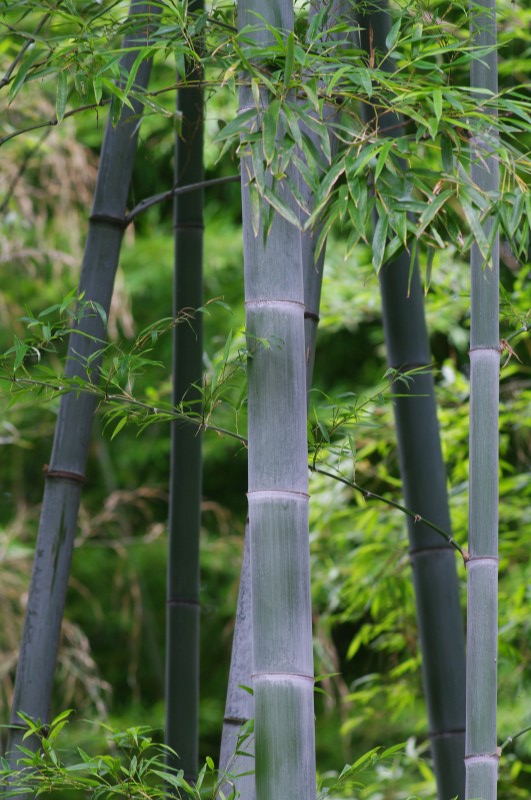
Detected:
left=165, top=0, right=204, bottom=781
left=219, top=5, right=345, bottom=796
left=466, top=0, right=499, bottom=796
left=239, top=2, right=316, bottom=798
left=7, top=0, right=159, bottom=771
left=355, top=6, right=466, bottom=797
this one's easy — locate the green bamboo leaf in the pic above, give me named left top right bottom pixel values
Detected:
left=440, top=133, right=454, bottom=173
left=56, top=71, right=68, bottom=122
left=8, top=47, right=43, bottom=104
left=284, top=31, right=294, bottom=86
left=263, top=99, right=281, bottom=165
left=263, top=185, right=300, bottom=228
left=461, top=197, right=490, bottom=261
left=509, top=191, right=525, bottom=237
left=385, top=18, right=401, bottom=50
left=353, top=68, right=373, bottom=98
left=374, top=140, right=393, bottom=182
left=372, top=213, right=388, bottom=272
left=432, top=89, right=442, bottom=123
left=248, top=182, right=261, bottom=237
left=417, top=189, right=454, bottom=238
left=93, top=76, right=103, bottom=105
left=110, top=416, right=128, bottom=440
left=215, top=108, right=257, bottom=144
left=124, top=46, right=154, bottom=96
left=282, top=103, right=303, bottom=149
left=304, top=77, right=320, bottom=112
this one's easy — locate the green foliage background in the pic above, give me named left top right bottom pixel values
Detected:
left=0, top=0, right=530, bottom=797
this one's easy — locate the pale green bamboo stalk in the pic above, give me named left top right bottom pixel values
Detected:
left=219, top=6, right=345, bottom=796
left=239, top=2, right=316, bottom=799
left=466, top=0, right=499, bottom=796
left=355, top=6, right=467, bottom=797
left=165, top=0, right=204, bottom=781
left=6, top=1, right=159, bottom=773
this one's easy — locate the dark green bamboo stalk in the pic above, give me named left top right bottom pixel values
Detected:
left=239, top=2, right=316, bottom=799
left=165, top=0, right=204, bottom=782
left=466, top=0, right=499, bottom=796
left=356, top=6, right=466, bottom=798
left=7, top=0, right=159, bottom=770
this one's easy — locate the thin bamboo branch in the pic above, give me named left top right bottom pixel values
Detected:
left=125, top=175, right=239, bottom=224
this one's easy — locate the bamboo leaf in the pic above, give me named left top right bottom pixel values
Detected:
left=249, top=182, right=261, bottom=237
left=284, top=32, right=294, bottom=86
left=432, top=89, right=442, bottom=123
left=263, top=99, right=281, bottom=165
left=441, top=133, right=454, bottom=173
left=374, top=140, right=393, bottom=182
left=417, top=189, right=454, bottom=238
left=386, top=19, right=401, bottom=50
left=461, top=197, right=490, bottom=261
left=110, top=415, right=128, bottom=440
left=372, top=213, right=388, bottom=272
left=8, top=47, right=44, bottom=104
left=263, top=185, right=300, bottom=228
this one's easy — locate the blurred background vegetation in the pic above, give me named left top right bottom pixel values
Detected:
left=0, top=0, right=530, bottom=797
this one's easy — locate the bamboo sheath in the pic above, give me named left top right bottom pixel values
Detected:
left=165, top=0, right=204, bottom=780
left=466, top=1, right=499, bottom=796
left=7, top=1, right=159, bottom=770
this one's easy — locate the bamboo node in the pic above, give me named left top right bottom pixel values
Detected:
left=43, top=466, right=86, bottom=484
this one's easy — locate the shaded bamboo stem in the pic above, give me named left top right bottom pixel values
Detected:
left=165, top=0, right=205, bottom=781
left=7, top=0, right=160, bottom=777
left=356, top=5, right=466, bottom=796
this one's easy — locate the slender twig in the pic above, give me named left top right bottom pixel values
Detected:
left=125, top=175, right=240, bottom=224
left=310, top=464, right=469, bottom=562
left=0, top=373, right=469, bottom=557
left=0, top=14, right=51, bottom=90
left=500, top=725, right=531, bottom=753
left=504, top=325, right=528, bottom=345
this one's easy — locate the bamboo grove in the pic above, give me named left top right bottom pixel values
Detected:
left=0, top=1, right=530, bottom=799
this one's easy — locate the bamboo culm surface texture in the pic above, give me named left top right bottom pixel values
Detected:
left=239, top=1, right=316, bottom=799
left=466, top=0, right=499, bottom=796
left=165, top=0, right=204, bottom=781
left=7, top=0, right=159, bottom=775
left=219, top=4, right=346, bottom=797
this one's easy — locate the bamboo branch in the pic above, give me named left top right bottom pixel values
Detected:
left=309, top=465, right=469, bottom=563
left=125, top=175, right=239, bottom=224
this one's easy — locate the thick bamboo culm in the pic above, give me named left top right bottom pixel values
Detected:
left=165, top=0, right=204, bottom=781
left=219, top=4, right=346, bottom=797
left=239, top=1, right=316, bottom=798
left=465, top=0, right=500, bottom=797
left=7, top=3, right=159, bottom=777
